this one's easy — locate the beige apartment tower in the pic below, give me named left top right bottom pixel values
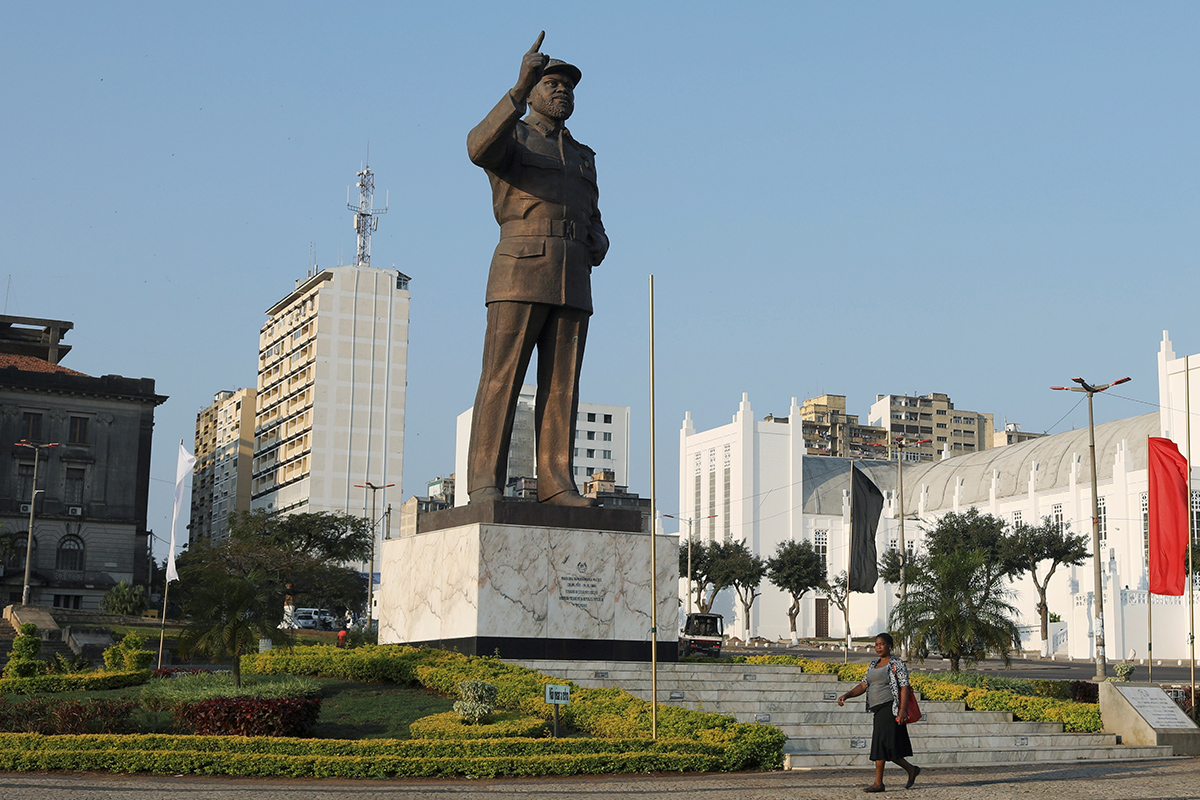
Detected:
left=868, top=392, right=994, bottom=462
left=251, top=264, right=410, bottom=544
left=190, top=388, right=256, bottom=543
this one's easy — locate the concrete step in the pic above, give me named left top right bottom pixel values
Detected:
left=762, top=720, right=1064, bottom=737
left=786, top=731, right=1119, bottom=752
left=784, top=744, right=1176, bottom=769
left=511, top=657, right=1173, bottom=767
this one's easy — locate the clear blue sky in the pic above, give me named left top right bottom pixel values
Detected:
left=4, top=2, right=1199, bottom=560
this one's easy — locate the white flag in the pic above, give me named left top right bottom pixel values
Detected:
left=166, top=440, right=197, bottom=583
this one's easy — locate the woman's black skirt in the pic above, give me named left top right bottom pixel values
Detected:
left=869, top=702, right=913, bottom=761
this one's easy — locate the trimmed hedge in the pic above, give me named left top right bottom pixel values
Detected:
left=0, top=670, right=151, bottom=695
left=173, top=697, right=322, bottom=737
left=0, top=733, right=724, bottom=778
left=246, top=646, right=785, bottom=771
left=410, top=710, right=549, bottom=739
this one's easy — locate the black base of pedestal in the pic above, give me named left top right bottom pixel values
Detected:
left=402, top=635, right=678, bottom=663
left=418, top=498, right=644, bottom=534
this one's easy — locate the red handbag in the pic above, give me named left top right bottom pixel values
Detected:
left=890, top=662, right=922, bottom=723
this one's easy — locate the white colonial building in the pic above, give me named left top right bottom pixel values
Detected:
left=678, top=332, right=1200, bottom=662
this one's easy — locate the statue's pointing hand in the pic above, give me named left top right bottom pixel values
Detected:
left=515, top=31, right=548, bottom=99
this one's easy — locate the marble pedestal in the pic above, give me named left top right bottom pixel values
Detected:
left=377, top=520, right=678, bottom=662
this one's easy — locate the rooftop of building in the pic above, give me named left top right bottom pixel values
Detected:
left=0, top=353, right=88, bottom=377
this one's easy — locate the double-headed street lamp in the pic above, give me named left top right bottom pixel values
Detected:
left=1052, top=375, right=1130, bottom=681
left=662, top=513, right=717, bottom=614
left=15, top=440, right=59, bottom=606
left=354, top=481, right=394, bottom=630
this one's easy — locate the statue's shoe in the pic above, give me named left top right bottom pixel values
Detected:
left=540, top=492, right=598, bottom=508
left=469, top=487, right=503, bottom=503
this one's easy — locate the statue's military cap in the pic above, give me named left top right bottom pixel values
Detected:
left=543, top=58, right=581, bottom=87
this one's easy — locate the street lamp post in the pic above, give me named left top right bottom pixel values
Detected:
left=1052, top=375, right=1130, bottom=681
left=15, top=440, right=59, bottom=606
left=662, top=513, right=716, bottom=613
left=354, top=481, right=394, bottom=630
left=890, top=436, right=930, bottom=608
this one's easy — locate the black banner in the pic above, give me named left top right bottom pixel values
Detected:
left=849, top=465, right=884, bottom=593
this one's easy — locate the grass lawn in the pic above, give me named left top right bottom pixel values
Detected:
left=310, top=678, right=454, bottom=739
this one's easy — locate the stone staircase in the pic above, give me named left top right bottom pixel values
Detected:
left=513, top=660, right=1176, bottom=768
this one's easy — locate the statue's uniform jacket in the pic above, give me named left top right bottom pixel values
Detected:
left=467, top=91, right=609, bottom=311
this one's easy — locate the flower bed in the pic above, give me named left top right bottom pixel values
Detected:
left=246, top=645, right=785, bottom=771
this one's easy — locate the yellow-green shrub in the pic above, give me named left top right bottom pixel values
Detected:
left=0, top=733, right=725, bottom=778
left=0, top=670, right=151, bottom=695
left=410, top=710, right=549, bottom=739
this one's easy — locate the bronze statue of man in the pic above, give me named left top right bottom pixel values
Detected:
left=466, top=32, right=608, bottom=507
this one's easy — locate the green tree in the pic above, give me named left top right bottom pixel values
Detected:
left=176, top=565, right=292, bottom=687
left=677, top=536, right=712, bottom=611
left=218, top=510, right=372, bottom=618
left=889, top=549, right=1021, bottom=672
left=1009, top=518, right=1090, bottom=655
left=766, top=540, right=826, bottom=644
left=923, top=508, right=1021, bottom=584
left=820, top=571, right=851, bottom=646
left=720, top=542, right=766, bottom=637
left=102, top=581, right=149, bottom=616
left=703, top=539, right=757, bottom=616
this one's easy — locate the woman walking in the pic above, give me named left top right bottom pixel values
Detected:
left=837, top=632, right=920, bottom=792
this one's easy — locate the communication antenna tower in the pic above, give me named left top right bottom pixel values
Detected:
left=347, top=157, right=388, bottom=266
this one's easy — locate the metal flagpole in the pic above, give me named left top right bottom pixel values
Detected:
left=648, top=274, right=658, bottom=740
left=157, top=577, right=170, bottom=669
left=845, top=458, right=855, bottom=663
left=1186, top=356, right=1195, bottom=718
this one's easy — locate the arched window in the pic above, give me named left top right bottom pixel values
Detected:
left=7, top=537, right=37, bottom=572
left=56, top=536, right=84, bottom=573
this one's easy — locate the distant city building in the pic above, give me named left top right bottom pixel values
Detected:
left=0, top=315, right=166, bottom=610
left=583, top=470, right=651, bottom=531
left=868, top=392, right=995, bottom=462
left=993, top=422, right=1046, bottom=448
left=453, top=386, right=630, bottom=506
left=190, top=388, right=255, bottom=544
left=795, top=394, right=888, bottom=458
left=426, top=475, right=454, bottom=506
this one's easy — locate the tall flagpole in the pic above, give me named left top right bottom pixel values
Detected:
left=648, top=275, right=658, bottom=740
left=1186, top=356, right=1195, bottom=717
left=157, top=577, right=170, bottom=669
left=845, top=460, right=853, bottom=663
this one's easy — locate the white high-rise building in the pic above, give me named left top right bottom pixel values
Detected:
left=251, top=264, right=411, bottom=572
left=453, top=386, right=631, bottom=506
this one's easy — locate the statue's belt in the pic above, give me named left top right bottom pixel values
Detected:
left=500, top=219, right=584, bottom=241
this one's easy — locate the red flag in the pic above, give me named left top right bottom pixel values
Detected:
left=1148, top=436, right=1189, bottom=596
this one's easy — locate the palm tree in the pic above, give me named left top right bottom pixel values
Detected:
left=889, top=549, right=1021, bottom=672
left=177, top=568, right=291, bottom=687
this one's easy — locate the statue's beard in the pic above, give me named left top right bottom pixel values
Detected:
left=530, top=93, right=572, bottom=121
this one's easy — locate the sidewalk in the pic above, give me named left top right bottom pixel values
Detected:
left=1, top=759, right=1196, bottom=800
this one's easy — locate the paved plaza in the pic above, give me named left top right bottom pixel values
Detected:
left=0, top=759, right=1196, bottom=800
